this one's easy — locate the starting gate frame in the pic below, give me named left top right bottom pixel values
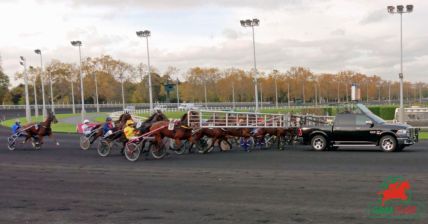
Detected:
left=187, top=110, right=290, bottom=128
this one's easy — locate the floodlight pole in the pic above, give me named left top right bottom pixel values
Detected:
left=48, top=69, right=55, bottom=113
left=176, top=78, right=180, bottom=107
left=94, top=72, right=100, bottom=112
left=204, top=81, right=208, bottom=109
left=388, top=4, right=413, bottom=123
left=35, top=50, right=47, bottom=118
left=287, top=83, right=290, bottom=108
left=20, top=57, right=31, bottom=122
left=275, top=77, right=278, bottom=108
left=71, top=41, right=85, bottom=121
left=71, top=79, right=76, bottom=114
left=260, top=83, right=263, bottom=109
left=33, top=73, right=39, bottom=118
left=241, top=19, right=260, bottom=112
left=29, top=66, right=39, bottom=118
left=136, top=30, right=153, bottom=111
left=232, top=82, right=236, bottom=110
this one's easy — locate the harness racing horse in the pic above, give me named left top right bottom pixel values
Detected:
left=252, top=128, right=289, bottom=150
left=192, top=128, right=231, bottom=153
left=22, top=111, right=59, bottom=148
left=149, top=111, right=196, bottom=154
left=189, top=112, right=233, bottom=153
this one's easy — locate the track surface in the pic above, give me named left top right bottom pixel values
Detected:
left=1, top=127, right=427, bottom=224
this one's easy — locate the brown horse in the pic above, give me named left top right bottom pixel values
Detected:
left=22, top=111, right=59, bottom=147
left=149, top=111, right=196, bottom=153
left=192, top=128, right=231, bottom=153
left=189, top=112, right=256, bottom=153
left=253, top=127, right=299, bottom=149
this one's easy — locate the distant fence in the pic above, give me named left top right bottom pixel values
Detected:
left=0, top=100, right=406, bottom=110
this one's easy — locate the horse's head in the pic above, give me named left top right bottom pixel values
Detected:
left=155, top=111, right=168, bottom=122
left=180, top=112, right=189, bottom=124
left=47, top=111, right=58, bottom=124
left=121, top=113, right=132, bottom=122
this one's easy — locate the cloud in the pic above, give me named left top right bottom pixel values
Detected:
left=222, top=29, right=240, bottom=40
left=330, top=28, right=345, bottom=36
left=360, top=9, right=386, bottom=25
left=65, top=0, right=300, bottom=10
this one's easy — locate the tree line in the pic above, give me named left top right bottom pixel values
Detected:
left=1, top=55, right=427, bottom=105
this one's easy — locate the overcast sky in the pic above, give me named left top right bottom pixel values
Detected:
left=1, top=0, right=427, bottom=86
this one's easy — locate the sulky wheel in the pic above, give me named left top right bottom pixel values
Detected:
left=124, top=142, right=141, bottom=162
left=150, top=138, right=169, bottom=159
left=264, top=135, right=276, bottom=149
left=219, top=139, right=232, bottom=151
left=196, top=136, right=210, bottom=154
left=32, top=140, right=42, bottom=150
left=97, top=140, right=111, bottom=157
left=80, top=135, right=91, bottom=150
left=170, top=140, right=189, bottom=155
left=7, top=137, right=16, bottom=151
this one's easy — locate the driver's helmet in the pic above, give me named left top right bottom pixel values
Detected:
left=106, top=117, right=112, bottom=122
left=15, top=119, right=20, bottom=125
left=83, top=119, right=90, bottom=124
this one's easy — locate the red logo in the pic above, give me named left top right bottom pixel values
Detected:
left=377, top=180, right=410, bottom=206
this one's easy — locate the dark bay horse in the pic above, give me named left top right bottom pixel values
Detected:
left=192, top=128, right=231, bottom=153
left=22, top=111, right=59, bottom=147
left=149, top=111, right=196, bottom=153
left=252, top=127, right=299, bottom=149
left=190, top=112, right=253, bottom=153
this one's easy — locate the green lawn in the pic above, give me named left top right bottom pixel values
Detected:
left=0, top=113, right=108, bottom=133
left=419, top=132, right=428, bottom=140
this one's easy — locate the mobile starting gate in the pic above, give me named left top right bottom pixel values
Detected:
left=187, top=110, right=290, bottom=129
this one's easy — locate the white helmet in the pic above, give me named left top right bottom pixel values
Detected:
left=83, top=119, right=90, bottom=124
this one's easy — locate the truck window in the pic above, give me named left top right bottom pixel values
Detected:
left=355, top=115, right=371, bottom=126
left=334, top=114, right=355, bottom=126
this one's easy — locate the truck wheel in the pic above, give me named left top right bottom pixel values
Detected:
left=379, top=135, right=397, bottom=152
left=311, top=135, right=327, bottom=151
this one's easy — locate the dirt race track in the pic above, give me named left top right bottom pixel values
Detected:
left=1, top=127, right=427, bottom=224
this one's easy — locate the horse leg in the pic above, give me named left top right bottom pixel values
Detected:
left=38, top=135, right=44, bottom=145
left=188, top=136, right=194, bottom=153
left=49, top=134, right=60, bottom=146
left=223, top=137, right=233, bottom=150
left=23, top=134, right=31, bottom=144
left=174, top=139, right=182, bottom=150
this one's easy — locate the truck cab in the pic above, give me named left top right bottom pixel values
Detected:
left=301, top=103, right=418, bottom=152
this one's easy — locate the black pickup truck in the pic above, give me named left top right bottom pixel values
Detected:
left=301, top=104, right=418, bottom=152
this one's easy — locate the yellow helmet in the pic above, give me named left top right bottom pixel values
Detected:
left=126, top=120, right=134, bottom=126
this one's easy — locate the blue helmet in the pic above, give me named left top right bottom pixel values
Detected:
left=106, top=117, right=112, bottom=121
